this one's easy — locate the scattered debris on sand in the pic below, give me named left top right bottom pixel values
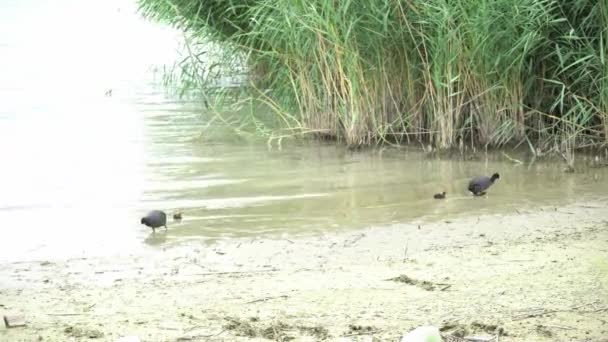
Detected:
left=223, top=317, right=329, bottom=340
left=440, top=321, right=506, bottom=342
left=387, top=274, right=451, bottom=291
left=63, top=325, right=104, bottom=339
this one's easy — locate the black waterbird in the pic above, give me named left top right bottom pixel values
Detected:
left=468, top=173, right=500, bottom=196
left=140, top=210, right=167, bottom=232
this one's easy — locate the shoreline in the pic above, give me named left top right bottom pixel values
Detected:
left=1, top=201, right=608, bottom=341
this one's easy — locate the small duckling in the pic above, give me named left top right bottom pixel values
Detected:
left=433, top=191, right=446, bottom=199
left=173, top=211, right=183, bottom=221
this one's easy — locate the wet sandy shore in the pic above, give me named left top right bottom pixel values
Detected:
left=1, top=201, right=608, bottom=341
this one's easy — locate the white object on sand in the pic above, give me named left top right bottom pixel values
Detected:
left=400, top=326, right=443, bottom=342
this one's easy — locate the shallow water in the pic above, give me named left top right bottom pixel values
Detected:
left=1, top=1, right=608, bottom=263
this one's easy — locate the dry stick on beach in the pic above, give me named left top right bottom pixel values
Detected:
left=177, top=329, right=227, bottom=341
left=189, top=262, right=213, bottom=271
left=344, top=233, right=366, bottom=247
left=541, top=324, right=576, bottom=331
left=513, top=301, right=604, bottom=320
left=197, top=269, right=281, bottom=277
left=577, top=204, right=603, bottom=209
left=341, top=330, right=382, bottom=337
left=439, top=284, right=452, bottom=291
left=246, top=295, right=289, bottom=304
left=194, top=269, right=281, bottom=283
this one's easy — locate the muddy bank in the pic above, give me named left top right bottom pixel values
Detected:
left=1, top=201, right=608, bottom=341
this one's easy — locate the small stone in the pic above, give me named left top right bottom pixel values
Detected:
left=3, top=314, right=26, bottom=328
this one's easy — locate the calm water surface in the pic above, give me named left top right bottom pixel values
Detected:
left=1, top=1, right=607, bottom=262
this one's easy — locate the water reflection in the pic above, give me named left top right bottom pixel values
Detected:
left=1, top=0, right=608, bottom=263
left=141, top=129, right=607, bottom=245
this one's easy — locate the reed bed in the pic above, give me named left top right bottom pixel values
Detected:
left=139, top=0, right=608, bottom=151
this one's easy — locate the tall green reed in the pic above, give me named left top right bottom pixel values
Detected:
left=138, top=0, right=608, bottom=152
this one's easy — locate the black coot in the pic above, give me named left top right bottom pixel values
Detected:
left=468, top=173, right=500, bottom=196
left=141, top=210, right=167, bottom=232
left=433, top=191, right=446, bottom=199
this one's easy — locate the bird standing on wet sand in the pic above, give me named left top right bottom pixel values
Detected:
left=433, top=192, right=446, bottom=199
left=140, top=210, right=167, bottom=232
left=468, top=173, right=500, bottom=196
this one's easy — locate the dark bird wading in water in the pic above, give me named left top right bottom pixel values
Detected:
left=468, top=173, right=500, bottom=196
left=140, top=210, right=167, bottom=232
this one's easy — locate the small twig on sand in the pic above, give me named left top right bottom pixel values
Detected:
left=160, top=326, right=180, bottom=331
left=513, top=301, right=600, bottom=320
left=542, top=324, right=576, bottom=331
left=403, top=240, right=409, bottom=263
left=344, top=233, right=365, bottom=247
left=577, top=205, right=602, bottom=209
left=464, top=336, right=499, bottom=342
left=189, top=262, right=213, bottom=271
left=47, top=313, right=83, bottom=316
left=341, top=330, right=382, bottom=337
left=439, top=284, right=452, bottom=291
left=177, top=329, right=226, bottom=341
left=195, top=269, right=280, bottom=278
left=246, top=295, right=289, bottom=304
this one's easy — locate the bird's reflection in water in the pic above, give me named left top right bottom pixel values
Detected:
left=144, top=231, right=168, bottom=246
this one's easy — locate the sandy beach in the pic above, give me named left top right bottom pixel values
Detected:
left=1, top=201, right=607, bottom=342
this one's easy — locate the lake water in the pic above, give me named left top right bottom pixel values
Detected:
left=1, top=0, right=607, bottom=263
